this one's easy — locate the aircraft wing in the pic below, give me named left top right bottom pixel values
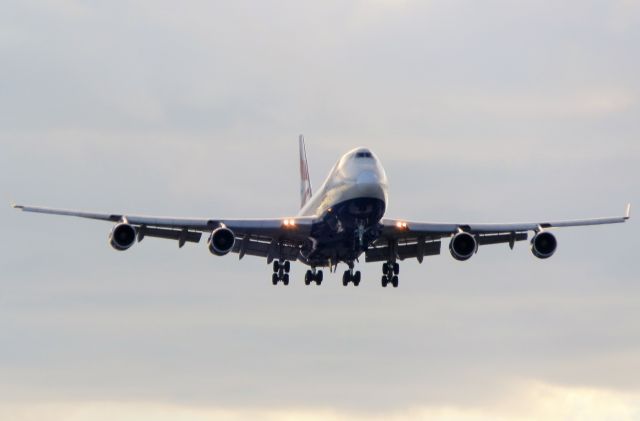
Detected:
left=368, top=204, right=631, bottom=262
left=12, top=204, right=315, bottom=262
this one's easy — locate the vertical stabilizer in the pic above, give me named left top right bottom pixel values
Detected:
left=299, top=135, right=313, bottom=208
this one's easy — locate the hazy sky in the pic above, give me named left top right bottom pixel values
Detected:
left=1, top=1, right=639, bottom=420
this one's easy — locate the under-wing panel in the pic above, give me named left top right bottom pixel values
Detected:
left=136, top=226, right=202, bottom=247
left=477, top=232, right=528, bottom=247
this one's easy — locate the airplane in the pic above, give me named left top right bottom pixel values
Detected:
left=12, top=136, right=631, bottom=288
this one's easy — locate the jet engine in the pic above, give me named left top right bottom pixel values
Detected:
left=208, top=227, right=235, bottom=256
left=449, top=231, right=478, bottom=261
left=109, top=223, right=136, bottom=251
left=531, top=231, right=557, bottom=259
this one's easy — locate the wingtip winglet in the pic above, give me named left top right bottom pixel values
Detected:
left=625, top=203, right=631, bottom=220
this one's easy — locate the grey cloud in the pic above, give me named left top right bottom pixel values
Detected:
left=1, top=0, right=639, bottom=416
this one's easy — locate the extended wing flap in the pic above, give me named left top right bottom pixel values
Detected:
left=366, top=240, right=441, bottom=262
left=232, top=236, right=300, bottom=261
left=477, top=232, right=528, bottom=246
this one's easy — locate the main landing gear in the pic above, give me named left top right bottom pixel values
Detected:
left=305, top=268, right=323, bottom=285
left=342, top=262, right=361, bottom=286
left=269, top=261, right=398, bottom=287
left=272, top=260, right=290, bottom=285
left=381, top=261, right=399, bottom=288
left=343, top=270, right=361, bottom=286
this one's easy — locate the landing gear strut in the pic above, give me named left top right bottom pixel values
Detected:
left=272, top=259, right=291, bottom=285
left=342, top=262, right=361, bottom=286
left=304, top=268, right=323, bottom=285
left=355, top=219, right=366, bottom=249
left=381, top=261, right=399, bottom=288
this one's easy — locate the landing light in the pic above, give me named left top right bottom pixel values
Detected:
left=283, top=219, right=297, bottom=228
left=396, top=221, right=408, bottom=230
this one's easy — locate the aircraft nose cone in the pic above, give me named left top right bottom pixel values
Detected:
left=357, top=171, right=379, bottom=185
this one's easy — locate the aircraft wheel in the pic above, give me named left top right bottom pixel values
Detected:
left=382, top=264, right=389, bottom=275
left=391, top=276, right=399, bottom=288
left=393, top=263, right=400, bottom=275
left=284, top=261, right=291, bottom=273
left=304, top=270, right=312, bottom=285
left=381, top=275, right=388, bottom=287
left=315, top=270, right=323, bottom=285
left=272, top=273, right=279, bottom=285
left=354, top=271, right=361, bottom=286
left=273, top=261, right=280, bottom=272
left=283, top=274, right=290, bottom=285
left=342, top=271, right=350, bottom=286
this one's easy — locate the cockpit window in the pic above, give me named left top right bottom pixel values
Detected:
left=355, top=151, right=372, bottom=158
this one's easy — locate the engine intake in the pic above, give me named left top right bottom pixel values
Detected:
left=450, top=231, right=477, bottom=261
left=109, top=223, right=136, bottom=251
left=208, top=227, right=235, bottom=256
left=531, top=231, right=557, bottom=259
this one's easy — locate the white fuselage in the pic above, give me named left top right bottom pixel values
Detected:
left=298, top=147, right=389, bottom=219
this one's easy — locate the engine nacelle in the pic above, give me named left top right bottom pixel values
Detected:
left=208, top=227, right=235, bottom=256
left=109, top=223, right=136, bottom=251
left=449, top=231, right=478, bottom=261
left=531, top=231, right=557, bottom=259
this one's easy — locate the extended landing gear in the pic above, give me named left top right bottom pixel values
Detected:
left=342, top=268, right=361, bottom=287
left=272, top=260, right=291, bottom=285
left=336, top=260, right=361, bottom=287
left=381, top=261, right=399, bottom=288
left=304, top=269, right=323, bottom=285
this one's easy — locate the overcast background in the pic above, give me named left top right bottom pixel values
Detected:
left=1, top=1, right=639, bottom=420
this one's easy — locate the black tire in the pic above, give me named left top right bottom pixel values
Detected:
left=284, top=261, right=291, bottom=273
left=304, top=270, right=312, bottom=285
left=272, top=273, right=279, bottom=285
left=381, top=275, right=388, bottom=287
left=273, top=261, right=280, bottom=272
left=392, top=276, right=399, bottom=288
left=316, top=271, right=323, bottom=285
left=393, top=263, right=400, bottom=275
left=283, top=274, right=289, bottom=285
left=354, top=271, right=361, bottom=286
left=343, top=271, right=349, bottom=286
left=382, top=264, right=389, bottom=275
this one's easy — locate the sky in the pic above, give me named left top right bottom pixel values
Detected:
left=1, top=0, right=639, bottom=420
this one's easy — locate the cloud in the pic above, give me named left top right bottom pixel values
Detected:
left=441, top=90, right=637, bottom=119
left=1, top=0, right=639, bottom=418
left=1, top=382, right=639, bottom=421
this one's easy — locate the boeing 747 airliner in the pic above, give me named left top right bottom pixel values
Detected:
left=13, top=136, right=631, bottom=287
